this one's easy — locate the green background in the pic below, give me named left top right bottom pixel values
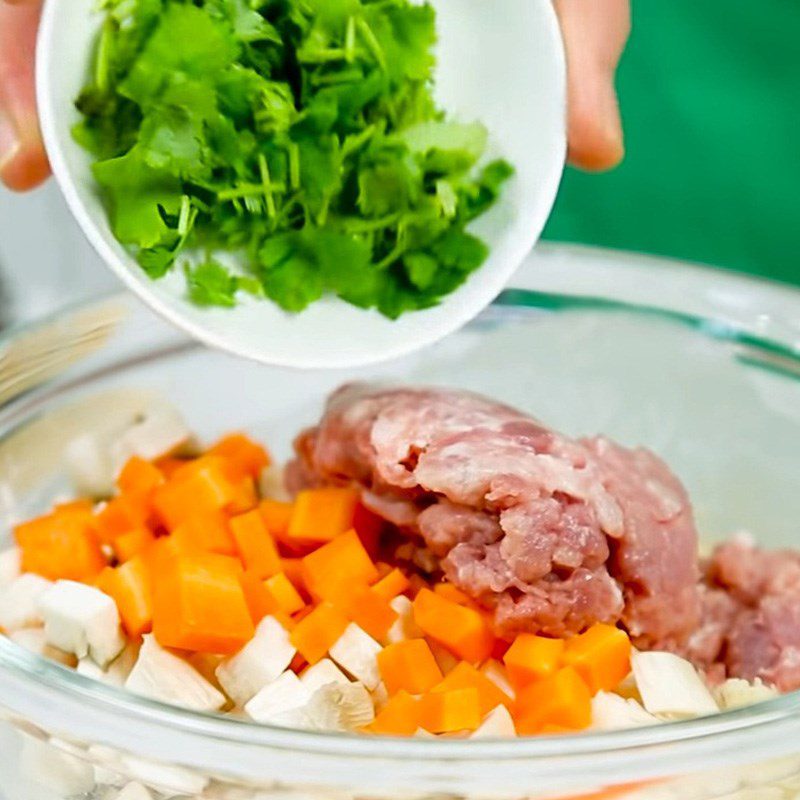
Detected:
left=542, top=2, right=800, bottom=287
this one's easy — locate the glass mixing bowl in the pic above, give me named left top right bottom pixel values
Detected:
left=1, top=245, right=800, bottom=800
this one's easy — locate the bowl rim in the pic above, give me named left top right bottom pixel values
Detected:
left=34, top=0, right=568, bottom=370
left=1, top=248, right=800, bottom=789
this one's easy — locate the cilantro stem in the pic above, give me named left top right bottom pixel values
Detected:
left=258, top=154, right=276, bottom=219
left=288, top=142, right=300, bottom=191
left=218, top=182, right=287, bottom=201
left=334, top=212, right=401, bottom=233
left=355, top=17, right=386, bottom=71
left=177, top=195, right=192, bottom=236
left=374, top=243, right=406, bottom=270
left=95, top=17, right=114, bottom=93
left=345, top=17, right=356, bottom=62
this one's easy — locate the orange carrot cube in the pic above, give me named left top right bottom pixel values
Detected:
left=113, top=527, right=156, bottom=562
left=239, top=570, right=274, bottom=624
left=372, top=568, right=409, bottom=602
left=152, top=552, right=254, bottom=654
left=289, top=602, right=349, bottom=665
left=369, top=691, right=420, bottom=735
left=563, top=623, right=632, bottom=693
left=116, top=456, right=164, bottom=497
left=377, top=639, right=443, bottom=695
left=263, top=572, right=306, bottom=615
left=259, top=499, right=294, bottom=538
left=413, top=589, right=494, bottom=663
left=95, top=496, right=150, bottom=543
left=433, top=582, right=474, bottom=606
left=432, top=661, right=513, bottom=715
left=503, top=634, right=565, bottom=689
left=15, top=509, right=106, bottom=582
left=514, top=667, right=592, bottom=734
left=301, top=530, right=379, bottom=602
left=419, top=687, right=482, bottom=733
left=208, top=433, right=270, bottom=480
left=335, top=585, right=398, bottom=641
left=229, top=510, right=282, bottom=578
left=97, top=556, right=152, bottom=636
left=287, top=487, right=360, bottom=544
left=171, top=509, right=236, bottom=556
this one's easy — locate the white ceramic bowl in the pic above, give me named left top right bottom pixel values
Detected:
left=36, top=0, right=566, bottom=369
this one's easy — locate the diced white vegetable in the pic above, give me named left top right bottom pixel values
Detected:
left=119, top=754, right=208, bottom=796
left=115, top=781, right=154, bottom=800
left=111, top=407, right=191, bottom=466
left=480, top=659, right=516, bottom=700
left=8, top=628, right=76, bottom=666
left=216, top=616, right=296, bottom=706
left=38, top=580, right=125, bottom=666
left=20, top=734, right=95, bottom=796
left=385, top=595, right=423, bottom=644
left=613, top=671, right=641, bottom=701
left=300, top=658, right=350, bottom=693
left=259, top=463, right=290, bottom=502
left=126, top=635, right=225, bottom=711
left=631, top=650, right=718, bottom=718
left=371, top=681, right=389, bottom=711
left=329, top=623, right=382, bottom=690
left=0, top=547, right=21, bottom=586
left=77, top=657, right=107, bottom=681
left=303, top=682, right=375, bottom=731
left=713, top=678, right=778, bottom=710
left=414, top=727, right=436, bottom=738
left=429, top=640, right=459, bottom=676
left=0, top=573, right=51, bottom=631
left=591, top=691, right=659, bottom=730
left=64, top=433, right=116, bottom=497
left=245, top=670, right=311, bottom=725
left=471, top=705, right=516, bottom=738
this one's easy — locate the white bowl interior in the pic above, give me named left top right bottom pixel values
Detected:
left=36, top=0, right=566, bottom=368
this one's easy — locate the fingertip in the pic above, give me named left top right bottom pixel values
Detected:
left=566, top=111, right=625, bottom=172
left=0, top=124, right=50, bottom=191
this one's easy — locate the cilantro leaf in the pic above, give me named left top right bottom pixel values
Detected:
left=185, top=260, right=240, bottom=307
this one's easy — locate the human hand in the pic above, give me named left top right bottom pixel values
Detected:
left=554, top=0, right=630, bottom=171
left=0, top=0, right=48, bottom=191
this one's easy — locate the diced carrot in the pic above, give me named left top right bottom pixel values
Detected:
left=208, top=433, right=270, bottom=480
left=563, top=623, right=631, bottom=694
left=153, top=456, right=188, bottom=479
left=280, top=558, right=306, bottom=594
left=96, top=556, right=152, bottom=636
left=152, top=457, right=238, bottom=530
left=432, top=661, right=513, bottom=715
left=503, top=634, right=565, bottom=689
left=369, top=691, right=420, bottom=735
left=229, top=510, right=282, bottom=578
left=15, top=509, right=106, bottom=582
left=226, top=476, right=258, bottom=515
left=55, top=499, right=94, bottom=513
left=372, top=568, right=409, bottom=602
left=289, top=602, right=349, bottom=665
left=377, top=639, right=443, bottom=695
left=375, top=562, right=394, bottom=579
left=171, top=509, right=236, bottom=556
left=539, top=724, right=573, bottom=735
left=152, top=552, right=253, bottom=654
left=301, top=530, right=379, bottom=602
left=514, top=667, right=592, bottom=734
left=113, top=527, right=156, bottom=562
left=413, top=589, right=494, bottom=663
left=433, top=582, right=474, bottom=606
left=95, top=496, right=150, bottom=543
left=142, top=535, right=196, bottom=578
left=289, top=652, right=307, bottom=674
left=286, top=487, right=360, bottom=544
left=335, top=585, right=397, bottom=641
left=263, top=572, right=306, bottom=615
left=239, top=570, right=273, bottom=624
left=116, top=457, right=164, bottom=497
left=259, top=499, right=294, bottom=538
left=418, top=687, right=482, bottom=733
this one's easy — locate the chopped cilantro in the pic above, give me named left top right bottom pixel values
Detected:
left=74, top=0, right=513, bottom=317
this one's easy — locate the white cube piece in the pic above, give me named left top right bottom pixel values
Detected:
left=0, top=573, right=51, bottom=631
left=631, top=650, right=718, bottom=718
left=300, top=658, right=351, bottom=693
left=259, top=463, right=290, bottom=502
left=329, top=623, right=382, bottom=690
left=591, top=691, right=659, bottom=730
left=64, top=433, right=116, bottom=497
left=471, top=705, right=516, bottom=738
left=304, top=682, right=375, bottom=731
left=38, top=580, right=125, bottom=666
left=20, top=734, right=95, bottom=796
left=480, top=659, right=516, bottom=700
left=9, top=628, right=76, bottom=666
left=371, top=681, right=389, bottom=711
left=0, top=547, right=21, bottom=586
left=385, top=595, right=423, bottom=644
left=245, top=670, right=311, bottom=724
left=119, top=754, right=208, bottom=796
left=115, top=782, right=154, bottom=800
left=125, top=635, right=225, bottom=711
left=713, top=678, right=778, bottom=710
left=111, top=408, right=191, bottom=465
left=216, top=616, right=296, bottom=706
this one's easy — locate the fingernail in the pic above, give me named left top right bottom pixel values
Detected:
left=0, top=110, right=20, bottom=172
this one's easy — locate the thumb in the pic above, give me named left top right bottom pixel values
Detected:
left=0, top=0, right=50, bottom=191
left=554, top=0, right=631, bottom=172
